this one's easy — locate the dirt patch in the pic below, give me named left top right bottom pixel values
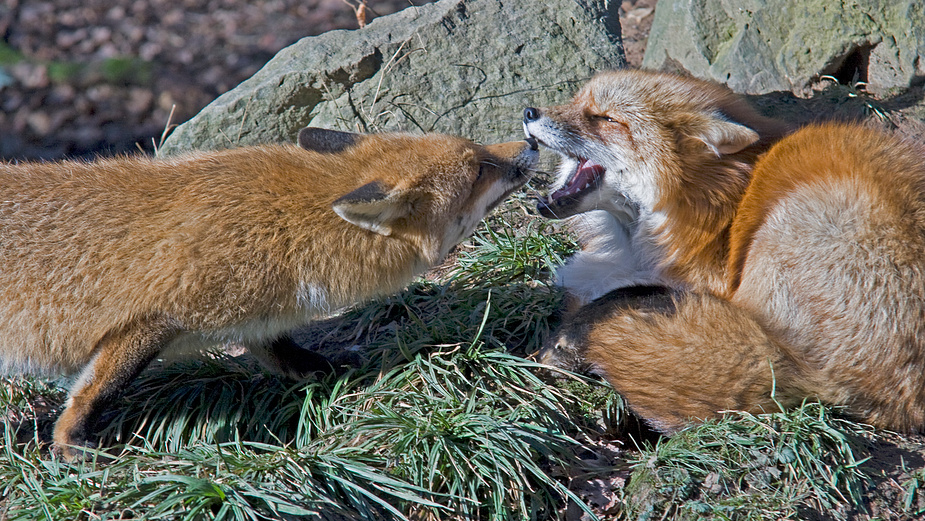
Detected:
left=620, top=0, right=656, bottom=68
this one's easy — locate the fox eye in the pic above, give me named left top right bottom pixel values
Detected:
left=593, top=114, right=617, bottom=123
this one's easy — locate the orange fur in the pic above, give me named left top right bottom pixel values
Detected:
left=0, top=127, right=537, bottom=458
left=550, top=288, right=813, bottom=433
left=525, top=69, right=791, bottom=300
left=527, top=70, right=925, bottom=433
left=729, top=124, right=925, bottom=431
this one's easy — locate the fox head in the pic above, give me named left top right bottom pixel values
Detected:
left=298, top=128, right=538, bottom=261
left=522, top=69, right=790, bottom=221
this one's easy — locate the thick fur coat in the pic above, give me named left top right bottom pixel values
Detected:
left=526, top=70, right=925, bottom=433
left=0, top=127, right=537, bottom=457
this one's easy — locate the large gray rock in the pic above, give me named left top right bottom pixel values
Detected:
left=159, top=0, right=625, bottom=154
left=643, top=0, right=925, bottom=95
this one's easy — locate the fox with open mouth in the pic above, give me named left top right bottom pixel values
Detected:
left=523, top=69, right=790, bottom=305
left=524, top=69, right=925, bottom=434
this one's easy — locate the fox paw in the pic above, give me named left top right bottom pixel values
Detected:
left=51, top=439, right=98, bottom=463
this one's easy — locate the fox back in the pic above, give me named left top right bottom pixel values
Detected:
left=729, top=123, right=925, bottom=431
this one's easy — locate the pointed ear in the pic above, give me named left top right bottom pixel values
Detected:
left=689, top=116, right=759, bottom=156
left=298, top=127, right=362, bottom=153
left=332, top=181, right=411, bottom=236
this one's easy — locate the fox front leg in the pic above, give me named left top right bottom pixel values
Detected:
left=52, top=316, right=181, bottom=461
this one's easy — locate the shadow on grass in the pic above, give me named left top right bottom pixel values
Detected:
left=4, top=276, right=570, bottom=456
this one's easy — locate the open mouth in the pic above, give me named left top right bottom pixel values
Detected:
left=536, top=157, right=605, bottom=219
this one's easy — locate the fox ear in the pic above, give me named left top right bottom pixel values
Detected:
left=332, top=181, right=410, bottom=236
left=298, top=127, right=362, bottom=153
left=690, top=116, right=759, bottom=156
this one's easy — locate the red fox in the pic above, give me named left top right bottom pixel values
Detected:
left=524, top=69, right=925, bottom=433
left=0, top=127, right=537, bottom=459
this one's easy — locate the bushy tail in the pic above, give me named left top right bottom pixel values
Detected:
left=552, top=286, right=816, bottom=433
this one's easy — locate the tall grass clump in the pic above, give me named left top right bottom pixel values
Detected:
left=623, top=401, right=873, bottom=520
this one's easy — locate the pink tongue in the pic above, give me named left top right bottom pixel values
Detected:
left=552, top=159, right=604, bottom=198
left=576, top=159, right=605, bottom=181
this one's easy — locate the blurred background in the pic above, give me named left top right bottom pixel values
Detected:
left=0, top=0, right=435, bottom=161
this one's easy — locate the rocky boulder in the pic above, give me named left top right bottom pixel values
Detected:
left=158, top=0, right=625, bottom=154
left=643, top=0, right=925, bottom=95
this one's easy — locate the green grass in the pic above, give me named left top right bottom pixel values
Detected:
left=0, top=208, right=892, bottom=520
left=0, top=42, right=25, bottom=66
left=623, top=402, right=873, bottom=520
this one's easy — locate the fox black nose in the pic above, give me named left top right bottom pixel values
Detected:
left=523, top=107, right=540, bottom=123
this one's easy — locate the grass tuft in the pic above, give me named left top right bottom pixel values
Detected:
left=623, top=401, right=873, bottom=520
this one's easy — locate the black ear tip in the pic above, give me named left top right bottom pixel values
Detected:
left=333, top=181, right=388, bottom=206
left=298, top=127, right=361, bottom=153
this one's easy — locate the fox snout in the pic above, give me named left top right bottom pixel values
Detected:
left=484, top=139, right=539, bottom=175
left=486, top=139, right=539, bottom=202
left=522, top=106, right=611, bottom=220
left=522, top=107, right=547, bottom=143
